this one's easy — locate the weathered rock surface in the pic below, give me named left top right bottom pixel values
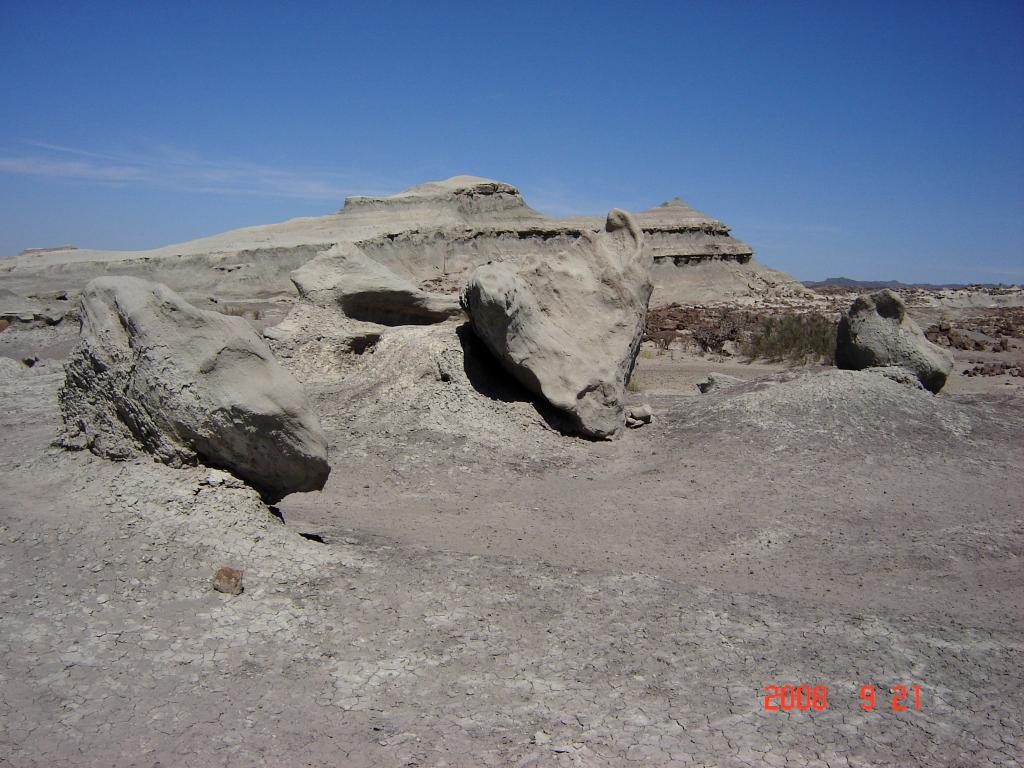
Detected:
left=836, top=289, right=954, bottom=393
left=864, top=365, right=926, bottom=390
left=59, top=276, right=329, bottom=501
left=266, top=314, right=570, bottom=456
left=0, top=288, right=67, bottom=325
left=625, top=403, right=653, bottom=428
left=461, top=209, right=652, bottom=439
left=0, top=356, right=28, bottom=379
left=2, top=308, right=1024, bottom=766
left=696, top=372, right=745, bottom=394
left=291, top=243, right=461, bottom=325
left=1, top=175, right=802, bottom=308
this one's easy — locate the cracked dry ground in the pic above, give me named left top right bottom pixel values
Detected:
left=1, top=368, right=1023, bottom=767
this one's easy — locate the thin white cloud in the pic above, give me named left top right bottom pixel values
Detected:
left=0, top=140, right=394, bottom=201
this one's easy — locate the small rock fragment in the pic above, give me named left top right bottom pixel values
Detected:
left=696, top=372, right=744, bottom=394
left=213, top=566, right=244, bottom=596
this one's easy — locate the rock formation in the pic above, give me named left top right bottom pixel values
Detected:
left=835, top=289, right=954, bottom=393
left=59, top=276, right=330, bottom=501
left=461, top=209, right=652, bottom=439
left=633, top=197, right=753, bottom=263
left=0, top=288, right=67, bottom=325
left=291, top=243, right=461, bottom=325
left=1, top=175, right=803, bottom=308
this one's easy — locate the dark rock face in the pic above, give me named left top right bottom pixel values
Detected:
left=59, top=276, right=330, bottom=501
left=836, top=289, right=954, bottom=393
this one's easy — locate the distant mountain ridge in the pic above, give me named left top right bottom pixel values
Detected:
left=803, top=276, right=1016, bottom=290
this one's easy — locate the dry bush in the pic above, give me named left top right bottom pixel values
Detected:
left=645, top=305, right=838, bottom=363
left=219, top=306, right=263, bottom=321
left=740, top=313, right=837, bottom=363
left=645, top=305, right=752, bottom=354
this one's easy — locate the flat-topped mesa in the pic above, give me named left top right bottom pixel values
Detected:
left=19, top=245, right=79, bottom=257
left=634, top=198, right=754, bottom=265
left=341, top=175, right=534, bottom=217
left=2, top=174, right=802, bottom=306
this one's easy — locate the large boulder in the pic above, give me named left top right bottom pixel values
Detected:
left=291, top=243, right=462, bottom=325
left=835, top=289, right=954, bottom=393
left=460, top=209, right=652, bottom=439
left=59, top=277, right=330, bottom=501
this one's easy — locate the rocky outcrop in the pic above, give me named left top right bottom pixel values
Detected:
left=291, top=243, right=461, bottom=325
left=59, top=277, right=330, bottom=501
left=633, top=198, right=753, bottom=262
left=342, top=175, right=531, bottom=218
left=2, top=175, right=800, bottom=309
left=835, top=289, right=954, bottom=393
left=19, top=245, right=78, bottom=257
left=461, top=209, right=652, bottom=439
left=0, top=288, right=67, bottom=325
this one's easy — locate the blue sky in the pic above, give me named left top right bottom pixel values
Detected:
left=1, top=0, right=1022, bottom=282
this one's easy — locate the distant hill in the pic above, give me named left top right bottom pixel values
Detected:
left=803, top=277, right=1011, bottom=290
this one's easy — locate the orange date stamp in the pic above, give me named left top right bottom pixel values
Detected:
left=762, top=684, right=922, bottom=711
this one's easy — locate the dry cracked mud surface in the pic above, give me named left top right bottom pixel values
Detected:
left=2, top=332, right=1023, bottom=766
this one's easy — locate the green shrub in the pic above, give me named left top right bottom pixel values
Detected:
left=740, top=313, right=837, bottom=363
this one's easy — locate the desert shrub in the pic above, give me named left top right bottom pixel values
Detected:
left=649, top=330, right=679, bottom=351
left=691, top=316, right=743, bottom=353
left=741, top=313, right=837, bottom=363
left=645, top=305, right=751, bottom=354
left=219, top=306, right=262, bottom=321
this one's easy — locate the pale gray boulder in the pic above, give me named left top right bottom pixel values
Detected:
left=59, top=277, right=330, bottom=501
left=291, top=243, right=462, bottom=325
left=626, top=404, right=653, bottom=428
left=460, top=209, right=652, bottom=439
left=835, top=289, right=953, bottom=393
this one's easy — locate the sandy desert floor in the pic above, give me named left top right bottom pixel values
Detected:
left=1, top=309, right=1023, bottom=767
